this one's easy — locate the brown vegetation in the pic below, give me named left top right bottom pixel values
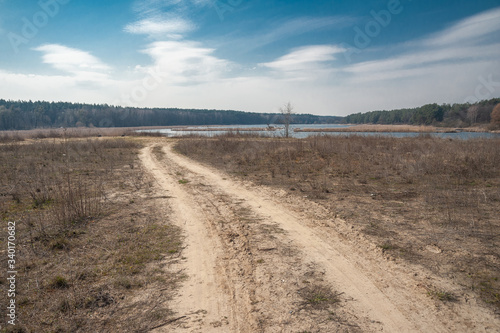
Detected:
left=294, top=124, right=492, bottom=133
left=0, top=138, right=183, bottom=332
left=176, top=135, right=500, bottom=312
left=491, top=103, right=500, bottom=129
left=0, top=127, right=170, bottom=143
left=0, top=128, right=127, bottom=142
left=171, top=126, right=277, bottom=132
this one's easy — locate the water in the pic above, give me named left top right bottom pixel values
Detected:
left=138, top=124, right=500, bottom=140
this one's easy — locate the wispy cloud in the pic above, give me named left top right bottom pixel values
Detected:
left=346, top=43, right=500, bottom=76
left=33, top=44, right=112, bottom=83
left=2, top=5, right=499, bottom=116
left=126, top=0, right=211, bottom=39
left=139, top=40, right=232, bottom=84
left=222, top=16, right=354, bottom=54
left=259, top=45, right=344, bottom=81
left=344, top=7, right=500, bottom=84
left=124, top=15, right=195, bottom=39
left=424, top=7, right=500, bottom=47
left=0, top=69, right=125, bottom=103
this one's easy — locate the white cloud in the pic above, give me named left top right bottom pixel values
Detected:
left=220, top=16, right=354, bottom=55
left=126, top=0, right=210, bottom=39
left=124, top=16, right=195, bottom=39
left=424, top=7, right=500, bottom=47
left=129, top=7, right=500, bottom=114
left=140, top=40, right=232, bottom=84
left=2, top=7, right=500, bottom=117
left=345, top=43, right=500, bottom=80
left=0, top=70, right=125, bottom=104
left=132, top=0, right=183, bottom=15
left=260, top=45, right=345, bottom=72
left=33, top=44, right=111, bottom=80
left=258, top=45, right=346, bottom=82
left=343, top=7, right=500, bottom=85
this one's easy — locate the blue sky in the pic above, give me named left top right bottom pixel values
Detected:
left=1, top=0, right=499, bottom=116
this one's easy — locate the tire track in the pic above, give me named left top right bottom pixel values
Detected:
left=155, top=143, right=418, bottom=332
left=141, top=146, right=241, bottom=332
left=142, top=141, right=500, bottom=332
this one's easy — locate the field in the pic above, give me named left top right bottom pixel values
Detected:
left=1, top=132, right=499, bottom=332
left=175, top=135, right=500, bottom=312
left=0, top=137, right=183, bottom=332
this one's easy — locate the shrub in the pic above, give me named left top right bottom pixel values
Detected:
left=491, top=103, right=500, bottom=128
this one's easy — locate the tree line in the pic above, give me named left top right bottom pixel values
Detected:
left=1, top=98, right=499, bottom=131
left=0, top=100, right=342, bottom=131
left=343, top=98, right=500, bottom=126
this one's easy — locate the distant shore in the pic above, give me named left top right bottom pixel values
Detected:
left=294, top=124, right=495, bottom=133
left=170, top=126, right=277, bottom=132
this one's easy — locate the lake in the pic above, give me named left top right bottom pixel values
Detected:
left=139, top=124, right=500, bottom=139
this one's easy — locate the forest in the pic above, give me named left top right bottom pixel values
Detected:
left=0, top=100, right=341, bottom=131
left=0, top=98, right=499, bottom=131
left=343, top=98, right=500, bottom=127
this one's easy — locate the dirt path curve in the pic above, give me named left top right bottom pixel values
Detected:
left=141, top=146, right=240, bottom=332
left=140, top=141, right=499, bottom=332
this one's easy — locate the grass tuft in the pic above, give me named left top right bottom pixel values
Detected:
left=50, top=276, right=69, bottom=289
left=299, top=284, right=341, bottom=310
left=427, top=289, right=456, bottom=302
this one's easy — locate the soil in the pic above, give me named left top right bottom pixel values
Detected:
left=140, top=139, right=500, bottom=332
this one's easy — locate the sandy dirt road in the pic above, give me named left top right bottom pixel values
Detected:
left=140, top=141, right=500, bottom=332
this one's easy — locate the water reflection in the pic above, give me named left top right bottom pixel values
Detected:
left=138, top=124, right=500, bottom=140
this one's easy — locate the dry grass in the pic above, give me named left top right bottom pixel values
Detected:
left=176, top=135, right=500, bottom=311
left=294, top=124, right=491, bottom=133
left=0, top=126, right=172, bottom=142
left=0, top=138, right=183, bottom=332
left=0, top=128, right=129, bottom=142
left=171, top=126, right=277, bottom=132
left=299, top=284, right=341, bottom=310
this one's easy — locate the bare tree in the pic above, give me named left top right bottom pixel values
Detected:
left=467, top=105, right=479, bottom=125
left=280, top=102, right=294, bottom=138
